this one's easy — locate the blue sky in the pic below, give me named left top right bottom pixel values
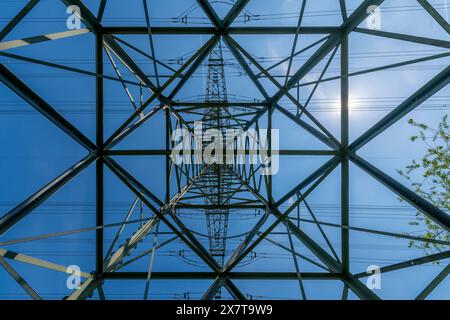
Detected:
left=0, top=0, right=449, bottom=300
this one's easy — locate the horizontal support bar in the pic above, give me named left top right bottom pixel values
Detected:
left=355, top=250, right=450, bottom=278
left=104, top=149, right=338, bottom=156
left=355, top=27, right=450, bottom=49
left=102, top=272, right=343, bottom=280
left=102, top=26, right=340, bottom=35
left=176, top=204, right=265, bottom=209
left=0, top=28, right=89, bottom=51
left=171, top=102, right=267, bottom=107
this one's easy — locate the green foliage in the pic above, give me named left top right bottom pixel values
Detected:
left=397, top=115, right=450, bottom=254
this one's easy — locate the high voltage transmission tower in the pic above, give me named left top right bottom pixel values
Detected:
left=203, top=42, right=231, bottom=267
left=0, top=0, right=449, bottom=301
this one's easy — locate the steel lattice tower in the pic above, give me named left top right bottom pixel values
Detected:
left=0, top=0, right=449, bottom=301
left=203, top=42, right=231, bottom=266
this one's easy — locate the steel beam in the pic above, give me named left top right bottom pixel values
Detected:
left=97, top=0, right=107, bottom=21
left=61, top=0, right=102, bottom=32
left=350, top=66, right=450, bottom=152
left=196, top=0, right=221, bottom=28
left=0, top=49, right=144, bottom=88
left=275, top=105, right=340, bottom=149
left=0, top=63, right=96, bottom=151
left=0, top=29, right=90, bottom=51
left=0, top=256, right=41, bottom=300
left=0, top=154, right=96, bottom=236
left=0, top=0, right=39, bottom=41
left=65, top=277, right=99, bottom=300
left=294, top=52, right=450, bottom=88
left=104, top=105, right=164, bottom=149
left=202, top=277, right=224, bottom=300
left=102, top=272, right=342, bottom=280
left=417, top=0, right=450, bottom=34
left=355, top=250, right=450, bottom=278
left=103, top=149, right=334, bottom=157
left=202, top=277, right=247, bottom=300
left=341, top=31, right=350, bottom=275
left=0, top=248, right=90, bottom=278
left=355, top=27, right=450, bottom=49
left=223, top=278, right=247, bottom=300
left=276, top=157, right=340, bottom=207
left=339, top=0, right=348, bottom=21
left=295, top=217, right=450, bottom=246
left=102, top=26, right=340, bottom=35
left=415, top=264, right=450, bottom=300
left=351, top=155, right=450, bottom=231
left=223, top=0, right=250, bottom=28
left=95, top=31, right=104, bottom=275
